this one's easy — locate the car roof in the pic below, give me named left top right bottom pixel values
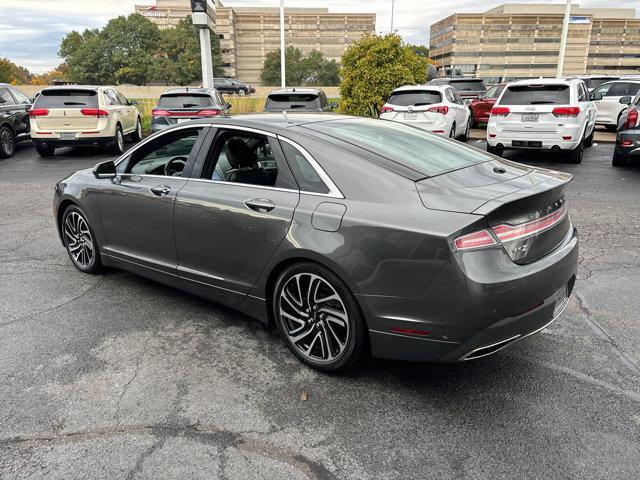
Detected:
left=506, top=78, right=576, bottom=87
left=391, top=84, right=448, bottom=93
left=39, top=85, right=101, bottom=91
left=161, top=87, right=215, bottom=95
left=268, top=88, right=323, bottom=95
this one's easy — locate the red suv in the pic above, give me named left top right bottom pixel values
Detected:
left=468, top=84, right=505, bottom=127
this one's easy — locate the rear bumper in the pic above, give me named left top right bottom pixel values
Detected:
left=33, top=137, right=113, bottom=148
left=384, top=117, right=450, bottom=134
left=362, top=226, right=579, bottom=363
left=615, top=130, right=640, bottom=159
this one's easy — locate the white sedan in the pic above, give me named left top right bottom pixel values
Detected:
left=380, top=85, right=471, bottom=140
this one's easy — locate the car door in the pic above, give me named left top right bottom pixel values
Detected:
left=114, top=89, right=135, bottom=132
left=448, top=88, right=467, bottom=132
left=592, top=82, right=626, bottom=124
left=577, top=82, right=596, bottom=136
left=477, top=85, right=501, bottom=121
left=173, top=126, right=300, bottom=305
left=98, top=126, right=207, bottom=276
left=7, top=87, right=32, bottom=136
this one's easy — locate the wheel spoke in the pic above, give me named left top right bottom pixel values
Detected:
left=319, top=323, right=333, bottom=360
left=280, top=310, right=306, bottom=329
left=304, top=331, right=322, bottom=356
left=325, top=320, right=345, bottom=349
left=282, top=287, right=304, bottom=315
left=292, top=326, right=316, bottom=345
left=320, top=307, right=347, bottom=327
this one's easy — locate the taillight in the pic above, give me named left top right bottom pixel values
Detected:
left=380, top=105, right=394, bottom=113
left=152, top=108, right=171, bottom=117
left=620, top=139, right=633, bottom=147
left=552, top=107, right=580, bottom=117
left=624, top=108, right=638, bottom=130
left=492, top=206, right=566, bottom=243
left=197, top=109, right=221, bottom=116
left=80, top=108, right=109, bottom=117
left=490, top=106, right=510, bottom=117
left=454, top=230, right=497, bottom=251
left=28, top=109, right=49, bottom=117
left=428, top=105, right=449, bottom=115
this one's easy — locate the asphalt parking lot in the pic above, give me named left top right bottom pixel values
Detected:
left=1, top=138, right=639, bottom=479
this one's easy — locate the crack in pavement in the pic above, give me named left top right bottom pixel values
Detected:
left=574, top=290, right=640, bottom=375
left=113, top=345, right=147, bottom=421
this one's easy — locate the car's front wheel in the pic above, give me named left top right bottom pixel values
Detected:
left=61, top=205, right=102, bottom=274
left=273, top=262, right=365, bottom=372
left=0, top=126, right=16, bottom=159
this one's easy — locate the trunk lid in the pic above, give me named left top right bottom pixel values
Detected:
left=31, top=88, right=100, bottom=131
left=416, top=159, right=573, bottom=264
left=35, top=108, right=99, bottom=131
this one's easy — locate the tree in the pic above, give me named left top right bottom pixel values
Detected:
left=30, top=64, right=69, bottom=85
left=58, top=13, right=223, bottom=85
left=260, top=47, right=340, bottom=86
left=339, top=34, right=429, bottom=116
left=0, top=58, right=31, bottom=84
left=409, top=44, right=430, bottom=58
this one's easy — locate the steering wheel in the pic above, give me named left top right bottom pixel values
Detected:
left=164, top=156, right=188, bottom=176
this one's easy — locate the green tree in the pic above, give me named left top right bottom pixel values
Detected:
left=150, top=16, right=224, bottom=85
left=260, top=47, right=340, bottom=86
left=0, top=58, right=31, bottom=84
left=339, top=34, right=429, bottom=116
left=409, top=44, right=430, bottom=58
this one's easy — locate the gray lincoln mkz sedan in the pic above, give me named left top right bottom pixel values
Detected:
left=54, top=114, right=578, bottom=372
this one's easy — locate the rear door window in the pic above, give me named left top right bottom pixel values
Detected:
left=280, top=141, right=329, bottom=194
left=0, top=88, right=15, bottom=105
left=158, top=94, right=214, bottom=108
left=265, top=94, right=320, bottom=110
left=499, top=85, right=570, bottom=105
left=608, top=82, right=640, bottom=97
left=387, top=91, right=442, bottom=106
left=10, top=88, right=30, bottom=104
left=34, top=90, right=99, bottom=109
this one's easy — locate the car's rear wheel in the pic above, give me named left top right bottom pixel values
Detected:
left=487, top=144, right=503, bottom=157
left=460, top=117, right=471, bottom=141
left=111, top=124, right=124, bottom=155
left=584, top=128, right=595, bottom=148
left=449, top=123, right=456, bottom=139
left=273, top=262, right=365, bottom=372
left=567, top=140, right=584, bottom=164
left=35, top=143, right=55, bottom=158
left=605, top=124, right=617, bottom=132
left=0, top=126, right=15, bottom=159
left=61, top=205, right=102, bottom=274
left=131, top=118, right=142, bottom=142
left=612, top=151, right=629, bottom=167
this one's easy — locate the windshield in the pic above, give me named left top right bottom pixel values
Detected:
left=585, top=78, right=617, bottom=89
left=265, top=94, right=319, bottom=110
left=387, top=91, right=442, bottom=106
left=450, top=80, right=486, bottom=92
left=158, top=94, right=213, bottom=108
left=33, top=90, right=98, bottom=108
left=499, top=85, right=570, bottom=105
left=304, top=118, right=489, bottom=177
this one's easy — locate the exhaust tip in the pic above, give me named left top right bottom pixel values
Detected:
left=551, top=145, right=561, bottom=151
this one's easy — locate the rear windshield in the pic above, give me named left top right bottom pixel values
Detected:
left=304, top=118, right=489, bottom=177
left=499, top=85, right=570, bottom=105
left=158, top=94, right=213, bottom=108
left=450, top=80, right=486, bottom=92
left=265, top=94, right=319, bottom=109
left=34, top=90, right=98, bottom=108
left=387, top=91, right=442, bottom=106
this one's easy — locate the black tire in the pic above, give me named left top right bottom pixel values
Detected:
left=130, top=118, right=142, bottom=142
left=35, top=143, right=55, bottom=158
left=460, top=117, right=471, bottom=141
left=584, top=128, right=594, bottom=148
left=449, top=123, right=456, bottom=139
left=61, top=205, right=102, bottom=274
left=273, top=262, right=366, bottom=373
left=612, top=151, right=629, bottom=167
left=111, top=124, right=124, bottom=155
left=469, top=111, right=477, bottom=129
left=487, top=144, right=504, bottom=157
left=567, top=140, right=584, bottom=164
left=0, top=126, right=16, bottom=159
left=605, top=124, right=617, bottom=132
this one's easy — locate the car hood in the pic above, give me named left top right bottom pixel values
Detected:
left=415, top=159, right=572, bottom=214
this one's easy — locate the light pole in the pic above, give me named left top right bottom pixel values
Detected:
left=280, top=0, right=286, bottom=88
left=557, top=0, right=571, bottom=78
left=191, top=0, right=214, bottom=88
left=390, top=0, right=395, bottom=33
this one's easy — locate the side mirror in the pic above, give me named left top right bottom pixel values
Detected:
left=93, top=160, right=117, bottom=179
left=129, top=100, right=138, bottom=106
left=592, top=92, right=603, bottom=101
left=619, top=96, right=632, bottom=105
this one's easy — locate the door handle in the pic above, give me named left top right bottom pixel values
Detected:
left=150, top=185, right=171, bottom=196
left=244, top=198, right=275, bottom=212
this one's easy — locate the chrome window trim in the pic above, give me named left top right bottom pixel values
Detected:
left=277, top=136, right=344, bottom=199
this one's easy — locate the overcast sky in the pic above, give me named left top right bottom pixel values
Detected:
left=0, top=0, right=637, bottom=73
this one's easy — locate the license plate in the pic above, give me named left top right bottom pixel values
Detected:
left=177, top=118, right=192, bottom=123
left=553, top=285, right=569, bottom=317
left=60, top=133, right=76, bottom=140
left=521, top=113, right=539, bottom=122
left=403, top=112, right=417, bottom=120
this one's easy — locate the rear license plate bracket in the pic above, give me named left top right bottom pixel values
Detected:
left=403, top=112, right=417, bottom=120
left=60, top=133, right=76, bottom=141
left=522, top=113, right=539, bottom=122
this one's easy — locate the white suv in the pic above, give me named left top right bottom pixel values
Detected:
left=487, top=78, right=596, bottom=163
left=590, top=79, right=640, bottom=131
left=380, top=85, right=471, bottom=140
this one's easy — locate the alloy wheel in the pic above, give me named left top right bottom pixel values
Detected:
left=63, top=211, right=94, bottom=268
left=278, top=273, right=350, bottom=363
left=1, top=129, right=15, bottom=156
